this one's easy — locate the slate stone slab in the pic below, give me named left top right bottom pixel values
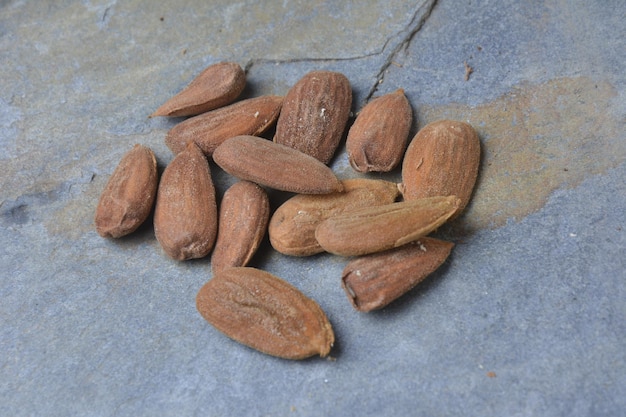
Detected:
left=1, top=1, right=625, bottom=416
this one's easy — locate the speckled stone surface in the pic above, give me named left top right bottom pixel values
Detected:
left=1, top=1, right=625, bottom=416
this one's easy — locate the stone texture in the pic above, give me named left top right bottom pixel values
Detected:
left=1, top=0, right=625, bottom=416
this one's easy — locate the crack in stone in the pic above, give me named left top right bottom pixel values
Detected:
left=244, top=0, right=438, bottom=104
left=244, top=53, right=381, bottom=74
left=102, top=7, right=110, bottom=23
left=365, top=0, right=439, bottom=101
left=244, top=4, right=437, bottom=74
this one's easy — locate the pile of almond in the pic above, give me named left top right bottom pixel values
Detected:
left=95, top=61, right=481, bottom=360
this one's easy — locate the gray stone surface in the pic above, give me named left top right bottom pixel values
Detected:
left=1, top=1, right=625, bottom=416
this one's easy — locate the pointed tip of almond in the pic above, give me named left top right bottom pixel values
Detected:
left=449, top=194, right=462, bottom=209
left=397, top=183, right=405, bottom=196
left=150, top=106, right=169, bottom=118
left=149, top=109, right=165, bottom=118
left=449, top=195, right=464, bottom=218
left=317, top=322, right=335, bottom=358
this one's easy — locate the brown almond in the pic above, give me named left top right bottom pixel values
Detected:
left=274, top=71, right=352, bottom=164
left=154, top=142, right=217, bottom=260
left=346, top=88, right=412, bottom=173
left=400, top=120, right=480, bottom=216
left=165, top=95, right=283, bottom=156
left=269, top=179, right=399, bottom=256
left=342, top=238, right=455, bottom=312
left=151, top=62, right=245, bottom=117
left=196, top=267, right=334, bottom=360
left=95, top=144, right=158, bottom=238
left=213, top=135, right=344, bottom=194
left=315, top=196, right=460, bottom=256
left=211, top=181, right=270, bottom=274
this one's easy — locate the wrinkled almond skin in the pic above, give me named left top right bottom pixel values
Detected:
left=95, top=144, right=158, bottom=238
left=213, top=135, right=344, bottom=194
left=165, top=95, right=283, bottom=156
left=342, top=238, right=455, bottom=312
left=154, top=142, right=217, bottom=260
left=211, top=181, right=270, bottom=274
left=196, top=267, right=335, bottom=360
left=346, top=88, right=412, bottom=173
left=269, top=179, right=399, bottom=256
left=315, top=196, right=460, bottom=257
left=400, top=120, right=480, bottom=217
left=274, top=71, right=352, bottom=164
left=151, top=62, right=246, bottom=117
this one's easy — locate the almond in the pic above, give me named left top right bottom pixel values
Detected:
left=95, top=144, right=158, bottom=238
left=315, top=196, right=460, bottom=257
left=346, top=88, right=412, bottom=173
left=153, top=142, right=217, bottom=260
left=342, top=238, right=455, bottom=312
left=400, top=120, right=480, bottom=216
left=196, top=267, right=335, bottom=360
left=151, top=61, right=245, bottom=117
left=269, top=179, right=399, bottom=256
left=274, top=71, right=352, bottom=164
left=213, top=135, right=344, bottom=194
left=165, top=95, right=283, bottom=156
left=211, top=181, right=270, bottom=274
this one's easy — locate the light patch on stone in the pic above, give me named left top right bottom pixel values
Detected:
left=419, top=76, right=623, bottom=230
